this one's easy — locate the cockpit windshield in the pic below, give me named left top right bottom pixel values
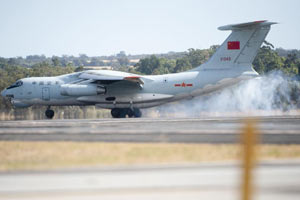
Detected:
left=6, top=80, right=23, bottom=90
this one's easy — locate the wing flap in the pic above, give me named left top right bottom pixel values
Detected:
left=124, top=76, right=144, bottom=85
left=79, top=72, right=123, bottom=81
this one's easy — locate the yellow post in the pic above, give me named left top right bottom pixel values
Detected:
left=241, top=119, right=259, bottom=200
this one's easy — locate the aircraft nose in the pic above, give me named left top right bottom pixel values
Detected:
left=1, top=89, right=6, bottom=97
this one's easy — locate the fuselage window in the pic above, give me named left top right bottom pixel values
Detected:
left=32, top=81, right=36, bottom=85
left=39, top=81, right=44, bottom=85
left=47, top=81, right=51, bottom=85
left=55, top=81, right=59, bottom=85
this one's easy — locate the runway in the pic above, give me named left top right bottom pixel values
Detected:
left=0, top=116, right=300, bottom=143
left=0, top=160, right=299, bottom=200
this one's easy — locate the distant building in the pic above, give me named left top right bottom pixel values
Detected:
left=117, top=51, right=126, bottom=57
left=129, top=59, right=140, bottom=64
left=128, top=65, right=135, bottom=69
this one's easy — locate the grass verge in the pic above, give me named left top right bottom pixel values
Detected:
left=1, top=142, right=300, bottom=171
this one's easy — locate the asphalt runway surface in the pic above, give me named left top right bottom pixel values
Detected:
left=0, top=116, right=300, bottom=144
left=0, top=160, right=299, bottom=200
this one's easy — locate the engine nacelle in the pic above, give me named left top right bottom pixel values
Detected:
left=60, top=84, right=106, bottom=96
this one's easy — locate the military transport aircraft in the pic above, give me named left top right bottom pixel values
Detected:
left=1, top=20, right=276, bottom=118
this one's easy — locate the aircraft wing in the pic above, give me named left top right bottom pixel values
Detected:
left=78, top=70, right=146, bottom=86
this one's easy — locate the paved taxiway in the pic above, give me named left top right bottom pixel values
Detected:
left=0, top=160, right=299, bottom=200
left=0, top=116, right=300, bottom=143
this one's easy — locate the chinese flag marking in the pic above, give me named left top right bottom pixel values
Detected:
left=227, top=41, right=240, bottom=50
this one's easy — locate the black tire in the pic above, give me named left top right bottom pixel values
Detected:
left=127, top=109, right=134, bottom=118
left=45, top=109, right=54, bottom=119
left=111, top=108, right=120, bottom=118
left=133, top=108, right=142, bottom=118
left=119, top=109, right=127, bottom=118
left=112, top=108, right=141, bottom=118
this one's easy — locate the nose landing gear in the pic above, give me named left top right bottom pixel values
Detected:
left=111, top=108, right=142, bottom=118
left=45, top=106, right=55, bottom=119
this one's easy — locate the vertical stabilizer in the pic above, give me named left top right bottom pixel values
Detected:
left=196, top=21, right=277, bottom=70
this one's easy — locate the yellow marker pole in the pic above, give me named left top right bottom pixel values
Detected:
left=241, top=119, right=259, bottom=200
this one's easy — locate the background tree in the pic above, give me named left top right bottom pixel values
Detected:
left=253, top=46, right=284, bottom=74
left=185, top=48, right=210, bottom=68
left=117, top=57, right=129, bottom=66
left=174, top=57, right=192, bottom=72
left=135, top=55, right=161, bottom=75
left=51, top=56, right=60, bottom=66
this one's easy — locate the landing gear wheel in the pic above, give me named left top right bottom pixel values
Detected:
left=127, top=109, right=134, bottom=118
left=111, top=108, right=121, bottom=118
left=133, top=108, right=142, bottom=118
left=45, top=109, right=54, bottom=119
left=111, top=108, right=141, bottom=118
left=119, top=109, right=127, bottom=118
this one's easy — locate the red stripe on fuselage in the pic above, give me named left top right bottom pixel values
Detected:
left=174, top=83, right=193, bottom=87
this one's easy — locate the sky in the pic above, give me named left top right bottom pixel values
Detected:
left=0, top=0, right=300, bottom=58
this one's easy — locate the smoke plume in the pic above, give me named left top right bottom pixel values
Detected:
left=146, top=71, right=300, bottom=117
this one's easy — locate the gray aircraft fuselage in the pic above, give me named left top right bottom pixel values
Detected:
left=1, top=66, right=257, bottom=109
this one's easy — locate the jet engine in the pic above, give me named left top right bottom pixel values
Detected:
left=60, top=84, right=106, bottom=96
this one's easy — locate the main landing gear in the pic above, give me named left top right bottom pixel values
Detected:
left=111, top=108, right=142, bottom=118
left=45, top=106, right=55, bottom=119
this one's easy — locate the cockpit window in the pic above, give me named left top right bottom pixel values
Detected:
left=6, top=80, right=23, bottom=89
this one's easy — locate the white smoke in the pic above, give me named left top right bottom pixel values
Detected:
left=146, top=71, right=300, bottom=117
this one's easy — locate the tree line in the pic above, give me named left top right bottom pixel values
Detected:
left=132, top=46, right=300, bottom=76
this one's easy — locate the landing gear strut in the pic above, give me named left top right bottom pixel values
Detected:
left=111, top=108, right=142, bottom=118
left=45, top=106, right=55, bottom=119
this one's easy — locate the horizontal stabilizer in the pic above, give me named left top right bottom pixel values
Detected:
left=218, top=20, right=277, bottom=31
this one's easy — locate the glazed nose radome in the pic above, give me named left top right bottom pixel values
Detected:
left=1, top=89, right=7, bottom=97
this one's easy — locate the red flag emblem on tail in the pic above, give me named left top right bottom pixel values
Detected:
left=227, top=41, right=240, bottom=50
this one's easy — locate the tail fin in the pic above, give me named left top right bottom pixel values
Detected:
left=196, top=20, right=277, bottom=70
